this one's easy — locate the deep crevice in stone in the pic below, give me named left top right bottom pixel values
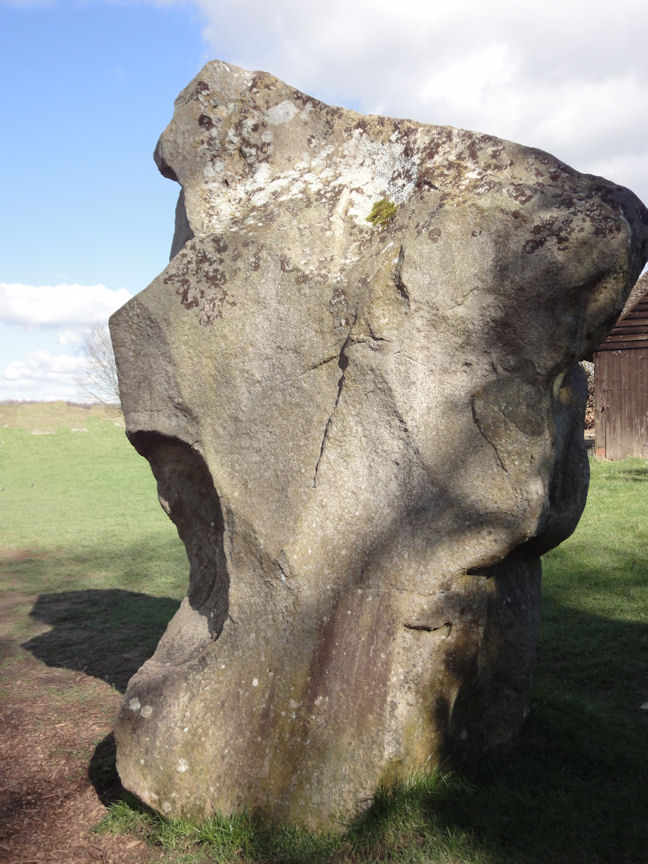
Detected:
left=128, top=431, right=229, bottom=638
left=404, top=621, right=453, bottom=634
left=312, top=335, right=351, bottom=488
left=393, top=245, right=410, bottom=306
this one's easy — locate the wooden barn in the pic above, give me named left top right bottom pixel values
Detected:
left=594, top=273, right=648, bottom=459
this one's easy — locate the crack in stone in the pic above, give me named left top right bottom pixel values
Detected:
left=362, top=584, right=442, bottom=598
left=307, top=354, right=341, bottom=370
left=275, top=551, right=298, bottom=590
left=363, top=321, right=392, bottom=345
left=448, top=285, right=479, bottom=311
left=394, top=245, right=410, bottom=306
left=313, top=331, right=353, bottom=488
left=259, top=354, right=342, bottom=388
left=404, top=621, right=453, bottom=635
left=471, top=397, right=510, bottom=476
left=389, top=400, right=440, bottom=487
left=392, top=350, right=428, bottom=367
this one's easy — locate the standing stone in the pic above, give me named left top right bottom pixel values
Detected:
left=110, top=60, right=648, bottom=829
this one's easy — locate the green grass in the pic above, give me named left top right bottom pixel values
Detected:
left=0, top=410, right=187, bottom=592
left=0, top=408, right=187, bottom=691
left=2, top=407, right=647, bottom=863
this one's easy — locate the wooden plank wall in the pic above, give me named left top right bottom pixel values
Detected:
left=595, top=349, right=648, bottom=459
left=595, top=295, right=648, bottom=351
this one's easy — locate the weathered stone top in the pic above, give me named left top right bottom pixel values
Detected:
left=156, top=61, right=645, bottom=241
left=154, top=60, right=647, bottom=373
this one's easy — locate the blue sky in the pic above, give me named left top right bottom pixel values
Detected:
left=1, top=0, right=647, bottom=400
left=0, top=1, right=210, bottom=399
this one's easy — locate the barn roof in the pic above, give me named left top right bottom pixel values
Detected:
left=594, top=272, right=648, bottom=352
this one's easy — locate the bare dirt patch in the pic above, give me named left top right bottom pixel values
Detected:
left=0, top=580, right=171, bottom=863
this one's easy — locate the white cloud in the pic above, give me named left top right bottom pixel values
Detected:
left=0, top=283, right=131, bottom=402
left=0, top=350, right=85, bottom=402
left=0, top=283, right=132, bottom=329
left=58, top=328, right=85, bottom=347
left=420, top=44, right=515, bottom=114
left=168, top=0, right=648, bottom=202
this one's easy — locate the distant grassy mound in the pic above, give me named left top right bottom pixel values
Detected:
left=0, top=399, right=123, bottom=433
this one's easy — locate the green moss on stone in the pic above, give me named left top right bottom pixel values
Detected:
left=366, top=198, right=398, bottom=226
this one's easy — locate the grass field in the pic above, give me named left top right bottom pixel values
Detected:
left=1, top=402, right=647, bottom=863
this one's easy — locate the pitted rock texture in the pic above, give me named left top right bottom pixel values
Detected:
left=110, top=60, right=648, bottom=829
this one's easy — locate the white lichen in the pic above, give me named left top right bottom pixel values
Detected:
left=265, top=100, right=299, bottom=125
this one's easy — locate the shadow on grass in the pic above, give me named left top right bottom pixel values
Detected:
left=20, top=586, right=181, bottom=810
left=22, top=588, right=180, bottom=692
left=595, top=459, right=648, bottom=483
left=599, top=469, right=648, bottom=483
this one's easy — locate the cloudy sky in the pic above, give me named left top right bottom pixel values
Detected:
left=1, top=0, right=647, bottom=401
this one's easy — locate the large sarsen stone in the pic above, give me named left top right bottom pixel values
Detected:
left=110, top=60, right=648, bottom=829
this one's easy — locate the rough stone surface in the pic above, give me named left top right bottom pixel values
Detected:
left=110, top=60, right=648, bottom=829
